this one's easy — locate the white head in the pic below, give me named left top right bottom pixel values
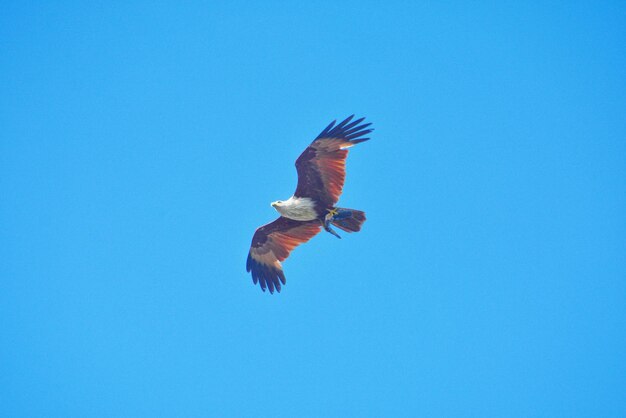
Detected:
left=271, top=200, right=284, bottom=213
left=269, top=196, right=318, bottom=221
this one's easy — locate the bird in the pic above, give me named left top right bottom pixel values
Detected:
left=246, top=115, right=373, bottom=293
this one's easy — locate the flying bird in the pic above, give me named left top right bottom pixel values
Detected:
left=246, top=115, right=373, bottom=293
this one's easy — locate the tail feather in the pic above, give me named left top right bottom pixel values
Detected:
left=331, top=208, right=366, bottom=233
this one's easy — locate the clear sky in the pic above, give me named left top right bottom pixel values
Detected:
left=1, top=1, right=625, bottom=417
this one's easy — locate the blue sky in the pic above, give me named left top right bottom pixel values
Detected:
left=1, top=1, right=625, bottom=417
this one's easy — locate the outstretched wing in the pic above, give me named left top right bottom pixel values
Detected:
left=294, top=115, right=372, bottom=207
left=246, top=217, right=322, bottom=293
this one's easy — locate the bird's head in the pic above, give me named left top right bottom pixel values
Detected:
left=271, top=200, right=284, bottom=210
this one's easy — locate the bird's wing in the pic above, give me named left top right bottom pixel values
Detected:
left=247, top=217, right=322, bottom=293
left=294, top=115, right=372, bottom=207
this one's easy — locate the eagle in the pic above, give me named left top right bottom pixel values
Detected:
left=246, top=115, right=373, bottom=293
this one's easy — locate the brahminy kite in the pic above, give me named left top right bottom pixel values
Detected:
left=246, top=115, right=372, bottom=293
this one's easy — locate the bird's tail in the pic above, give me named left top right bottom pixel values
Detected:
left=330, top=208, right=366, bottom=233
